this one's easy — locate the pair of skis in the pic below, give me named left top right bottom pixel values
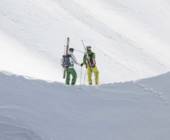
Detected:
left=81, top=40, right=91, bottom=67
left=63, top=37, right=70, bottom=79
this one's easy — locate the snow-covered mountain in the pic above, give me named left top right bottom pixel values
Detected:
left=0, top=0, right=170, bottom=83
left=0, top=72, right=170, bottom=140
left=1, top=1, right=170, bottom=139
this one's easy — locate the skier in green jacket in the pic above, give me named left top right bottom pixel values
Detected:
left=81, top=46, right=99, bottom=85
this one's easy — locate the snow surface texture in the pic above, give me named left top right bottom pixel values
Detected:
left=0, top=0, right=170, bottom=83
left=0, top=72, right=170, bottom=140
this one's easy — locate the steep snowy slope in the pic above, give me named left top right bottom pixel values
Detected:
left=0, top=0, right=170, bottom=83
left=0, top=72, right=170, bottom=140
left=0, top=31, right=59, bottom=81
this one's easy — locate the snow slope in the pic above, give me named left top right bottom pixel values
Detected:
left=0, top=72, right=170, bottom=140
left=0, top=31, right=59, bottom=81
left=0, top=0, right=170, bottom=83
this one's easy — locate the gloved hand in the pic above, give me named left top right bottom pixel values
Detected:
left=80, top=63, right=84, bottom=67
left=90, top=64, right=95, bottom=68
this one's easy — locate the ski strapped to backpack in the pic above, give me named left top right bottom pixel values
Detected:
left=81, top=40, right=96, bottom=68
left=62, top=37, right=70, bottom=79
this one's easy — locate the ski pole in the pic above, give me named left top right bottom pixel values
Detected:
left=83, top=69, right=86, bottom=85
left=79, top=67, right=83, bottom=85
left=81, top=40, right=86, bottom=49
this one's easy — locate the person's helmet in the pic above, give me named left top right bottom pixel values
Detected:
left=69, top=48, right=74, bottom=52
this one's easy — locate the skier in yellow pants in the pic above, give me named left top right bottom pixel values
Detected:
left=81, top=46, right=99, bottom=85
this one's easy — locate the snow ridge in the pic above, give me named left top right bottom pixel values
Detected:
left=0, top=72, right=170, bottom=140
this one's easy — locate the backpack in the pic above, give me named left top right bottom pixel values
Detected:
left=62, top=55, right=71, bottom=68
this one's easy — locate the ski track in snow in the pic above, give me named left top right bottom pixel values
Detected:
left=0, top=115, right=43, bottom=140
left=134, top=82, right=170, bottom=106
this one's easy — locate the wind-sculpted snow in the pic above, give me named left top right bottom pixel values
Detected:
left=0, top=72, right=170, bottom=140
left=0, top=118, right=42, bottom=140
left=0, top=0, right=170, bottom=83
left=0, top=109, right=43, bottom=140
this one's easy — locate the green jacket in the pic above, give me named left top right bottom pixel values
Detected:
left=83, top=52, right=96, bottom=68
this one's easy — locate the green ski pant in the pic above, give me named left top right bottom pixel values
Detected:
left=65, top=68, right=77, bottom=85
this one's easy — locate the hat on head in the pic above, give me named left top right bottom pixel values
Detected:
left=86, top=46, right=92, bottom=51
left=69, top=48, right=74, bottom=52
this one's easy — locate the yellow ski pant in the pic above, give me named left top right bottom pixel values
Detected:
left=87, top=66, right=99, bottom=85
